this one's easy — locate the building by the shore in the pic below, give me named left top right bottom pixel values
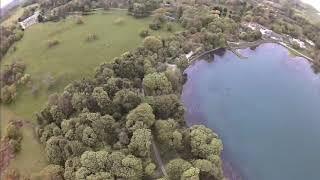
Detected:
left=18, top=11, right=40, bottom=30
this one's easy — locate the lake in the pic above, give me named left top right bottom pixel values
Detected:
left=182, top=43, right=320, bottom=180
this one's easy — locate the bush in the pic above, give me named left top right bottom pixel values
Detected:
left=292, top=41, right=301, bottom=50
left=139, top=29, right=149, bottom=38
left=166, top=22, right=173, bottom=32
left=143, top=36, right=163, bottom=52
left=114, top=18, right=124, bottom=25
left=9, top=139, right=21, bottom=153
left=86, top=33, right=98, bottom=42
left=149, top=22, right=161, bottom=30
left=75, top=17, right=84, bottom=25
left=0, top=85, right=17, bottom=104
left=47, top=39, right=60, bottom=48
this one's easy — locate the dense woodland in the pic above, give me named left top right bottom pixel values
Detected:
left=34, top=34, right=224, bottom=179
left=1, top=0, right=320, bottom=179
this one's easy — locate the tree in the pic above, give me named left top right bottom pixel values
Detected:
left=92, top=87, right=111, bottom=110
left=140, top=29, right=150, bottom=38
left=165, top=67, right=183, bottom=92
left=166, top=158, right=192, bottom=180
left=152, top=94, right=185, bottom=120
left=126, top=103, right=155, bottom=131
left=82, top=126, right=98, bottom=147
left=113, top=89, right=142, bottom=113
left=143, top=36, right=163, bottom=52
left=128, top=128, right=152, bottom=158
left=36, top=165, right=64, bottom=180
left=91, top=114, right=117, bottom=144
left=71, top=92, right=87, bottom=112
left=107, top=151, right=143, bottom=179
left=50, top=105, right=66, bottom=125
left=80, top=151, right=109, bottom=173
left=193, top=159, right=215, bottom=178
left=64, top=157, right=81, bottom=180
left=155, top=119, right=182, bottom=150
left=94, top=63, right=113, bottom=83
left=176, top=55, right=189, bottom=72
left=5, top=121, right=22, bottom=140
left=145, top=163, right=156, bottom=177
left=0, top=85, right=17, bottom=104
left=87, top=172, right=113, bottom=180
left=181, top=167, right=200, bottom=180
left=189, top=125, right=223, bottom=159
left=45, top=136, right=68, bottom=165
left=129, top=0, right=160, bottom=17
left=143, top=72, right=172, bottom=96
left=112, top=52, right=144, bottom=79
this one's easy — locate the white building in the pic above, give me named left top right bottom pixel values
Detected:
left=19, top=11, right=40, bottom=30
left=291, top=38, right=306, bottom=49
left=306, top=39, right=315, bottom=47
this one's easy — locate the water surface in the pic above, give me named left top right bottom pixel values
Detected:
left=182, top=43, right=320, bottom=180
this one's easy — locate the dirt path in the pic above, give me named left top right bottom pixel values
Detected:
left=151, top=137, right=168, bottom=177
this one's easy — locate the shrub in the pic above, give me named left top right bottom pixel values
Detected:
left=292, top=41, right=301, bottom=50
left=114, top=18, right=124, bottom=25
left=139, top=29, right=149, bottom=38
left=149, top=22, right=161, bottom=30
left=86, top=33, right=98, bottom=42
left=143, top=36, right=162, bottom=52
left=47, top=39, right=60, bottom=48
left=0, top=85, right=17, bottom=104
left=9, top=139, right=22, bottom=153
left=75, top=17, right=84, bottom=25
left=166, top=22, right=173, bottom=32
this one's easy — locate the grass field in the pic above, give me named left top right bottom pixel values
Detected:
left=2, top=9, right=182, bottom=120
left=0, top=9, right=182, bottom=176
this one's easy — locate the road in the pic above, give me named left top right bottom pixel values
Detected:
left=278, top=42, right=314, bottom=62
left=151, top=137, right=168, bottom=177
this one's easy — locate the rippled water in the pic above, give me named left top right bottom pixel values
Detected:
left=182, top=43, right=320, bottom=180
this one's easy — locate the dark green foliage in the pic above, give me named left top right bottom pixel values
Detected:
left=143, top=36, right=163, bottom=52
left=4, top=120, right=23, bottom=154
left=152, top=94, right=185, bottom=120
left=239, top=29, right=262, bottom=42
left=155, top=119, right=182, bottom=150
left=126, top=103, right=155, bottom=131
left=139, top=29, right=150, bottom=38
left=166, top=158, right=192, bottom=180
left=128, top=128, right=152, bottom=157
left=0, top=26, right=24, bottom=59
left=35, top=4, right=226, bottom=179
left=113, top=89, right=142, bottom=113
left=128, top=0, right=161, bottom=17
left=143, top=72, right=172, bottom=96
left=0, top=61, right=29, bottom=104
left=112, top=52, right=144, bottom=79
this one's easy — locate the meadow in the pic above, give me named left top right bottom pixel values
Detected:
left=2, top=9, right=182, bottom=119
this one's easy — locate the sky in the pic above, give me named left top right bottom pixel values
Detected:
left=0, top=0, right=13, bottom=8
left=300, top=0, right=320, bottom=12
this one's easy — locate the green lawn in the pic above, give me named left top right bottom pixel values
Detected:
left=2, top=9, right=182, bottom=120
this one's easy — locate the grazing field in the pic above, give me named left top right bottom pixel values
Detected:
left=2, top=9, right=182, bottom=119
left=0, top=9, right=182, bottom=177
